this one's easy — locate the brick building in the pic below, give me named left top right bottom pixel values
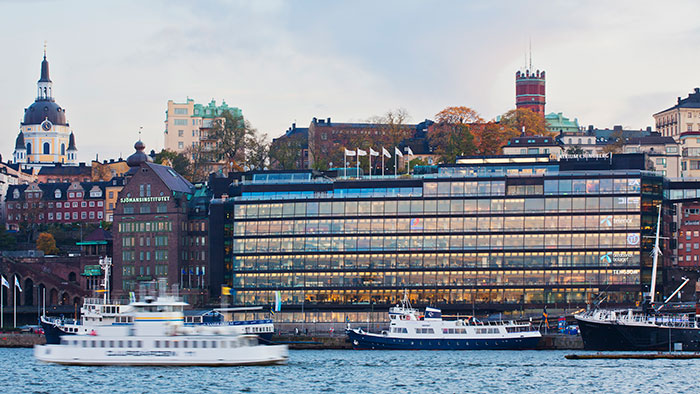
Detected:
left=4, top=180, right=118, bottom=230
left=112, top=141, right=210, bottom=304
left=516, top=68, right=546, bottom=115
left=677, top=202, right=700, bottom=267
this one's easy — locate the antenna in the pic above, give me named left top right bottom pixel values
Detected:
left=43, top=40, right=47, bottom=58
left=138, top=126, right=143, bottom=140
left=529, top=38, right=532, bottom=71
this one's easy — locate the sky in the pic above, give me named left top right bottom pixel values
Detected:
left=1, top=0, right=699, bottom=163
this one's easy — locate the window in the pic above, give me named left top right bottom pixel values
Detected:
left=178, top=142, right=184, bottom=149
left=174, top=119, right=188, bottom=125
left=81, top=201, right=87, bottom=207
left=43, top=142, right=50, bottom=154
left=178, top=130, right=184, bottom=137
left=97, top=201, right=103, bottom=207
left=81, top=212, right=87, bottom=219
left=55, top=190, right=61, bottom=199
left=174, top=108, right=188, bottom=115
left=72, top=212, right=78, bottom=220
left=69, top=192, right=74, bottom=198
left=89, top=201, right=95, bottom=207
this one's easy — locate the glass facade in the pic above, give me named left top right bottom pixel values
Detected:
left=225, top=166, right=665, bottom=317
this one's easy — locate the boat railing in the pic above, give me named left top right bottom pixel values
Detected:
left=581, top=309, right=698, bottom=328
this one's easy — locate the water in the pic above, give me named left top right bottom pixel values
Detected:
left=2, top=348, right=698, bottom=393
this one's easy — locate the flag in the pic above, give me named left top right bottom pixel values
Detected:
left=542, top=307, right=548, bottom=328
left=14, top=277, right=22, bottom=292
left=1, top=276, right=8, bottom=289
left=129, top=292, right=136, bottom=303
left=382, top=147, right=391, bottom=158
left=274, top=291, right=282, bottom=312
left=357, top=148, right=367, bottom=156
left=181, top=268, right=185, bottom=275
left=394, top=147, right=403, bottom=157
left=406, top=146, right=414, bottom=156
left=270, top=305, right=275, bottom=316
left=221, top=286, right=231, bottom=296
left=369, top=148, right=379, bottom=157
left=344, top=148, right=356, bottom=156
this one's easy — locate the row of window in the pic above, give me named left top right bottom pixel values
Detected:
left=232, top=251, right=641, bottom=270
left=9, top=210, right=103, bottom=221
left=123, top=204, right=168, bottom=214
left=8, top=200, right=104, bottom=209
left=122, top=236, right=170, bottom=247
left=234, top=196, right=642, bottom=219
left=233, top=232, right=642, bottom=253
left=232, top=287, right=639, bottom=306
left=232, top=269, right=641, bottom=288
left=61, top=338, right=253, bottom=349
left=121, top=250, right=168, bottom=262
left=117, top=221, right=173, bottom=233
left=121, top=264, right=168, bottom=276
left=234, top=214, right=641, bottom=236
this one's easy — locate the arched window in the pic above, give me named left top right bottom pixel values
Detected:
left=54, top=189, right=61, bottom=199
left=26, top=143, right=31, bottom=154
left=61, top=143, right=65, bottom=156
left=43, top=142, right=50, bottom=155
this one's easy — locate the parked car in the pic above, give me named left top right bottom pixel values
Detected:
left=19, top=325, right=44, bottom=334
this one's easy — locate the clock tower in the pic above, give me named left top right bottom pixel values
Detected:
left=13, top=47, right=77, bottom=169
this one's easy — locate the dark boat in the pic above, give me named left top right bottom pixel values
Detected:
left=575, top=205, right=700, bottom=351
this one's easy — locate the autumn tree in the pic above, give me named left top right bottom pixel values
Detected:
left=428, top=106, right=481, bottom=164
left=209, top=110, right=254, bottom=164
left=498, top=108, right=551, bottom=137
left=183, top=143, right=212, bottom=182
left=36, top=232, right=59, bottom=255
left=476, top=121, right=516, bottom=155
left=269, top=134, right=305, bottom=170
left=566, top=145, right=585, bottom=155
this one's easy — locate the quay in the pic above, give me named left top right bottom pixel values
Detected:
left=566, top=353, right=700, bottom=360
left=0, top=333, right=45, bottom=348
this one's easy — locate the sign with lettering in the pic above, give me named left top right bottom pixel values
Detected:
left=119, top=196, right=170, bottom=203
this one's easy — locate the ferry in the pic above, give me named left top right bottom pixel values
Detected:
left=41, top=258, right=274, bottom=345
left=346, top=294, right=541, bottom=350
left=34, top=295, right=288, bottom=366
left=575, top=205, right=700, bottom=351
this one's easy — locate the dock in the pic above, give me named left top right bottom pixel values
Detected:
left=566, top=353, right=700, bottom=360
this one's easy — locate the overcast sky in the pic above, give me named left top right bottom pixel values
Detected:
left=1, top=0, right=699, bottom=162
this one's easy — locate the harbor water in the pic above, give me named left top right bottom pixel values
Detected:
left=2, top=348, right=699, bottom=393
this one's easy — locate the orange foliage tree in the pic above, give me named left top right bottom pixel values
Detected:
left=428, top=106, right=482, bottom=164
left=498, top=108, right=551, bottom=137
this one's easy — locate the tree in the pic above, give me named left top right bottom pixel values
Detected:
left=209, top=110, right=254, bottom=164
left=0, top=231, right=17, bottom=251
left=183, top=143, right=212, bottom=183
left=566, top=145, right=585, bottom=155
left=154, top=149, right=190, bottom=176
left=428, top=106, right=481, bottom=164
left=36, top=232, right=59, bottom=255
left=245, top=131, right=269, bottom=170
left=476, top=121, right=516, bottom=155
left=269, top=134, right=305, bottom=170
left=499, top=108, right=551, bottom=137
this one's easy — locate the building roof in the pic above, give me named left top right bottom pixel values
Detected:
left=145, top=162, right=193, bottom=194
left=654, top=88, right=700, bottom=115
left=625, top=135, right=676, bottom=145
left=5, top=180, right=117, bottom=202
left=83, top=227, right=113, bottom=242
left=545, top=112, right=580, bottom=132
left=37, top=163, right=91, bottom=176
left=68, top=132, right=77, bottom=150
left=39, top=53, right=51, bottom=83
left=23, top=100, right=68, bottom=126
left=15, top=132, right=25, bottom=150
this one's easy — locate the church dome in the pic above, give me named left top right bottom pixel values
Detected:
left=22, top=100, right=67, bottom=126
left=127, top=140, right=153, bottom=167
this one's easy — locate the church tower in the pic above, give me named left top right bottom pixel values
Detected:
left=515, top=50, right=545, bottom=115
left=14, top=47, right=77, bottom=169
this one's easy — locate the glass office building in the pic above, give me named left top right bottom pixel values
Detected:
left=217, top=155, right=666, bottom=321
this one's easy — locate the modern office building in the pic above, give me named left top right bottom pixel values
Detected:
left=210, top=154, right=667, bottom=323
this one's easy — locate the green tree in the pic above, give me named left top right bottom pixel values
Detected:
left=36, top=232, right=59, bottom=255
left=154, top=149, right=190, bottom=175
left=270, top=134, right=304, bottom=170
left=245, top=131, right=269, bottom=170
left=209, top=110, right=254, bottom=163
left=566, top=145, right=585, bottom=155
left=0, top=231, right=17, bottom=251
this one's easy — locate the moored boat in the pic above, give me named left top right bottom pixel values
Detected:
left=346, top=293, right=541, bottom=350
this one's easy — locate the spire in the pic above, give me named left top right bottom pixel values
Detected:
left=14, top=132, right=25, bottom=150
left=39, top=47, right=51, bottom=83
left=68, top=132, right=77, bottom=150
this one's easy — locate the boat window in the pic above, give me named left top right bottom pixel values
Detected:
left=415, top=328, right=434, bottom=334
left=100, top=340, right=105, bottom=347
left=230, top=340, right=238, bottom=348
left=164, top=341, right=170, bottom=348
left=173, top=341, right=179, bottom=349
left=221, top=341, right=227, bottom=348
left=211, top=341, right=217, bottom=348
left=109, top=340, right=114, bottom=347
left=155, top=341, right=160, bottom=348
left=118, top=340, right=124, bottom=348
left=91, top=340, right=97, bottom=348
left=202, top=341, right=207, bottom=349
left=82, top=340, right=87, bottom=347
left=183, top=341, right=188, bottom=348
left=192, top=341, right=198, bottom=349
left=137, top=341, right=142, bottom=347
left=127, top=340, right=133, bottom=348
left=61, top=338, right=67, bottom=345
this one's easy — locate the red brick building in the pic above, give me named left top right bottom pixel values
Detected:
left=516, top=69, right=546, bottom=115
left=677, top=201, right=700, bottom=266
left=4, top=180, right=121, bottom=230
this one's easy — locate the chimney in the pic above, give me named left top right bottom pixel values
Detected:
left=678, top=97, right=682, bottom=104
left=695, top=87, right=700, bottom=93
left=313, top=117, right=317, bottom=123
left=646, top=126, right=652, bottom=132
left=292, top=123, right=296, bottom=130
left=327, top=117, right=331, bottom=125
left=613, top=125, right=622, bottom=131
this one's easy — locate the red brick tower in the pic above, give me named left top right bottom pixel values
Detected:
left=515, top=69, right=546, bottom=114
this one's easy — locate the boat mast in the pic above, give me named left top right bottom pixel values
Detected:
left=99, top=256, right=112, bottom=304
left=650, top=205, right=662, bottom=303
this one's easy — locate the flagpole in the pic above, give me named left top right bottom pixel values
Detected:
left=356, top=148, right=360, bottom=178
left=394, top=150, right=397, bottom=177
left=382, top=149, right=385, bottom=177
left=1, top=280, right=3, bottom=328
left=344, top=150, right=347, bottom=178
left=14, top=277, right=16, bottom=328
left=369, top=151, right=372, bottom=179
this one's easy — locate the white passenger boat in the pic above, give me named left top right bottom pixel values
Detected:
left=346, top=293, right=541, bottom=350
left=34, top=295, right=288, bottom=366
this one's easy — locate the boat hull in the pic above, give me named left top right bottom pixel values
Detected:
left=576, top=316, right=700, bottom=351
left=34, top=343, right=288, bottom=366
left=346, top=330, right=541, bottom=350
